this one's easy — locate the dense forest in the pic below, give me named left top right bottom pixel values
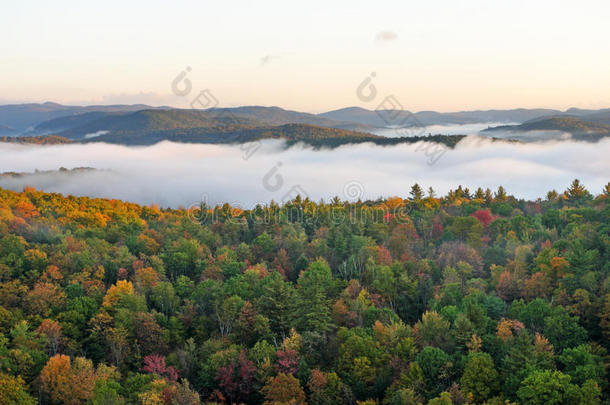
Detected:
left=483, top=117, right=610, bottom=141
left=0, top=136, right=72, bottom=145
left=86, top=124, right=466, bottom=148
left=0, top=126, right=467, bottom=149
left=0, top=181, right=609, bottom=404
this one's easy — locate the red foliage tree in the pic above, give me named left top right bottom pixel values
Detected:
left=496, top=271, right=520, bottom=302
left=275, top=349, right=300, bottom=375
left=142, top=354, right=178, bottom=382
left=216, top=350, right=257, bottom=404
left=471, top=209, right=495, bottom=227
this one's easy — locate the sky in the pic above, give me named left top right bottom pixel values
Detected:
left=2, top=0, right=610, bottom=112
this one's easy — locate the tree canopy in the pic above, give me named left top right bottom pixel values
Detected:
left=0, top=180, right=608, bottom=403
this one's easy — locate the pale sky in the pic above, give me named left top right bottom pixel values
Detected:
left=2, top=0, right=610, bottom=113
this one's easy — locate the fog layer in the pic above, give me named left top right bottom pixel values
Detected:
left=0, top=137, right=608, bottom=208
left=371, top=122, right=520, bottom=137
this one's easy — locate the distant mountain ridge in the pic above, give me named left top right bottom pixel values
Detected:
left=83, top=122, right=383, bottom=145
left=206, top=106, right=366, bottom=130
left=482, top=116, right=610, bottom=141
left=34, top=111, right=126, bottom=134
left=0, top=102, right=169, bottom=131
left=58, top=109, right=260, bottom=140
left=318, top=107, right=567, bottom=127
left=0, top=124, right=17, bottom=136
left=2, top=102, right=610, bottom=144
left=27, top=106, right=370, bottom=139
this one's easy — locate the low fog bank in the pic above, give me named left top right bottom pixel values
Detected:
left=371, top=122, right=520, bottom=137
left=480, top=129, right=574, bottom=142
left=0, top=137, right=608, bottom=208
left=372, top=122, right=580, bottom=143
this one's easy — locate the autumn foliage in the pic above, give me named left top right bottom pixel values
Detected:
left=0, top=182, right=608, bottom=403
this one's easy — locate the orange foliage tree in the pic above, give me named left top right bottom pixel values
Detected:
left=261, top=373, right=306, bottom=405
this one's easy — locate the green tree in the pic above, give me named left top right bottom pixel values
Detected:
left=257, top=272, right=295, bottom=339
left=460, top=352, right=499, bottom=403
left=543, top=307, right=587, bottom=352
left=295, top=260, right=334, bottom=335
left=517, top=369, right=600, bottom=405
left=410, top=184, right=423, bottom=201
left=558, top=345, right=606, bottom=387
left=416, top=347, right=451, bottom=398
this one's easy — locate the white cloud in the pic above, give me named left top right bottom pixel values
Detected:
left=0, top=137, right=608, bottom=208
left=83, top=130, right=109, bottom=139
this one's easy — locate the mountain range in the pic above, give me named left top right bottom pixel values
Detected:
left=1, top=102, right=609, bottom=145
left=482, top=112, right=610, bottom=141
left=0, top=102, right=168, bottom=131
left=318, top=106, right=569, bottom=127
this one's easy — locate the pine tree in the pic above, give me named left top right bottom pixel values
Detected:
left=484, top=188, right=493, bottom=204
left=474, top=187, right=485, bottom=200
left=494, top=186, right=508, bottom=202
left=566, top=179, right=589, bottom=200
left=546, top=190, right=558, bottom=201
left=410, top=183, right=423, bottom=200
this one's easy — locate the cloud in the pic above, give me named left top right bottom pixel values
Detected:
left=371, top=122, right=578, bottom=142
left=370, top=122, right=522, bottom=137
left=376, top=31, right=398, bottom=42
left=260, top=54, right=284, bottom=66
left=84, top=130, right=109, bottom=139
left=0, top=138, right=608, bottom=208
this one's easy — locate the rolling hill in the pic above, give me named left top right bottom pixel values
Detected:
left=57, top=109, right=263, bottom=140
left=0, top=102, right=166, bottom=131
left=581, top=110, right=610, bottom=125
left=0, top=124, right=17, bottom=136
left=82, top=121, right=383, bottom=145
left=32, top=106, right=370, bottom=139
left=318, top=107, right=567, bottom=127
left=0, top=135, right=72, bottom=145
left=206, top=106, right=366, bottom=130
left=482, top=116, right=610, bottom=141
left=33, top=111, right=127, bottom=134
left=4, top=102, right=610, bottom=145
left=79, top=119, right=468, bottom=148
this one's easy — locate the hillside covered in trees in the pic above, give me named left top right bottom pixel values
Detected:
left=0, top=136, right=72, bottom=145
left=483, top=117, right=610, bottom=141
left=0, top=181, right=609, bottom=404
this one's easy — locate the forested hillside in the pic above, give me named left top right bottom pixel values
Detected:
left=483, top=117, right=610, bottom=141
left=0, top=181, right=608, bottom=404
left=0, top=135, right=72, bottom=145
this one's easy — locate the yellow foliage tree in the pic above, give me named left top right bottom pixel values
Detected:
left=103, top=280, right=135, bottom=307
left=40, top=354, right=119, bottom=405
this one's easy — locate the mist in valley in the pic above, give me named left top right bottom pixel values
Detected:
left=0, top=137, right=608, bottom=208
